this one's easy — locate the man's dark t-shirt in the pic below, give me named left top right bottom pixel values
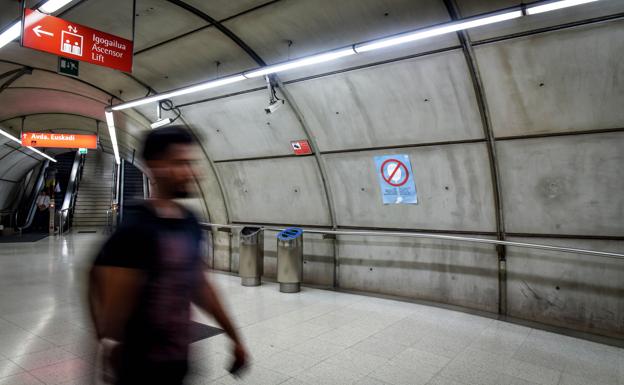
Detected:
left=94, top=202, right=204, bottom=382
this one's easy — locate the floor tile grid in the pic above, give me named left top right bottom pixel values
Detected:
left=177, top=270, right=624, bottom=384
left=225, top=302, right=446, bottom=384
left=0, top=238, right=97, bottom=384
left=196, top=276, right=600, bottom=384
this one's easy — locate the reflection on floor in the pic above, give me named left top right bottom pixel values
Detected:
left=0, top=233, right=622, bottom=385
left=0, top=232, right=48, bottom=243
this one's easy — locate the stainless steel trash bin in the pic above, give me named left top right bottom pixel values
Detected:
left=239, top=227, right=264, bottom=286
left=277, top=228, right=303, bottom=293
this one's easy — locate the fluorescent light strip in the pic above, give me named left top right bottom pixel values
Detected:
left=109, top=0, right=600, bottom=110
left=526, top=0, right=599, bottom=15
left=111, top=75, right=246, bottom=110
left=105, top=111, right=121, bottom=164
left=0, top=128, right=21, bottom=144
left=244, top=48, right=357, bottom=78
left=38, top=0, right=74, bottom=13
left=0, top=0, right=74, bottom=49
left=111, top=11, right=521, bottom=109
left=0, top=22, right=21, bottom=49
left=27, top=146, right=57, bottom=162
left=355, top=10, right=522, bottom=53
left=0, top=128, right=57, bottom=162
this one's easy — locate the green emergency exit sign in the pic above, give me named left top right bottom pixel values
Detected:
left=79, top=148, right=88, bottom=155
left=58, top=57, right=79, bottom=77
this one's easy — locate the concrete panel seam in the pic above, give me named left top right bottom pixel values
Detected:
left=0, top=67, right=31, bottom=94
left=496, top=127, right=624, bottom=141
left=6, top=86, right=120, bottom=106
left=274, top=80, right=338, bottom=229
left=163, top=0, right=338, bottom=282
left=178, top=115, right=227, bottom=223
left=472, top=12, right=624, bottom=47
left=134, top=0, right=283, bottom=56
left=213, top=153, right=309, bottom=163
left=0, top=59, right=127, bottom=104
left=444, top=0, right=507, bottom=315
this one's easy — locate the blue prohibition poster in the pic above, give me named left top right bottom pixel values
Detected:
left=374, top=154, right=418, bottom=205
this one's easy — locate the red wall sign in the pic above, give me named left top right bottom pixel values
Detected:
left=22, top=9, right=133, bottom=72
left=22, top=132, right=97, bottom=149
left=291, top=140, right=312, bottom=156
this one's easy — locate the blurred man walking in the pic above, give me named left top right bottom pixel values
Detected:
left=88, top=126, right=247, bottom=385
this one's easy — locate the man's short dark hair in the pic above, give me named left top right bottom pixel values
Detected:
left=142, top=125, right=195, bottom=161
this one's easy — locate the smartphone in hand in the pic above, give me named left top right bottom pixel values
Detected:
left=228, top=358, right=247, bottom=377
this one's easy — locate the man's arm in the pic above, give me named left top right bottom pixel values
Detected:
left=194, top=275, right=248, bottom=372
left=88, top=265, right=145, bottom=341
left=194, top=276, right=242, bottom=344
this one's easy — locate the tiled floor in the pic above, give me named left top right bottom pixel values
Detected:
left=0, top=233, right=622, bottom=385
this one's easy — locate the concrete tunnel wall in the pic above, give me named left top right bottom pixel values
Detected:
left=0, top=0, right=622, bottom=339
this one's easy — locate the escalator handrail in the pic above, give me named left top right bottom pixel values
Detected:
left=61, top=150, right=81, bottom=212
left=118, top=159, right=125, bottom=223
left=18, top=160, right=50, bottom=230
left=58, top=151, right=82, bottom=232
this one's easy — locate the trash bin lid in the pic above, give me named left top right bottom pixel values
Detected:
left=277, top=227, right=303, bottom=241
left=241, top=226, right=262, bottom=237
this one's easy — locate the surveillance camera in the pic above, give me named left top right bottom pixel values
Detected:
left=150, top=118, right=173, bottom=129
left=265, top=99, right=284, bottom=114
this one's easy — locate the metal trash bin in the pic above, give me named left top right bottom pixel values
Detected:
left=276, top=227, right=303, bottom=293
left=239, top=227, right=264, bottom=286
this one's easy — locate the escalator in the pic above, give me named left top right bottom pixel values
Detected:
left=51, top=152, right=77, bottom=210
left=14, top=161, right=48, bottom=230
left=121, top=161, right=145, bottom=217
left=15, top=151, right=76, bottom=232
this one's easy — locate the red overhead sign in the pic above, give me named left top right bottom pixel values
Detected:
left=22, top=132, right=97, bottom=149
left=22, top=9, right=133, bottom=72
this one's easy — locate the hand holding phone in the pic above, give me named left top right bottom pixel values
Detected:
left=229, top=342, right=248, bottom=377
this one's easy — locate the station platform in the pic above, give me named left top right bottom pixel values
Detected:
left=0, top=233, right=622, bottom=385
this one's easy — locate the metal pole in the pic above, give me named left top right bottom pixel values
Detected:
left=20, top=116, right=25, bottom=143
left=119, top=159, right=125, bottom=223
left=20, top=0, right=26, bottom=47
left=131, top=0, right=137, bottom=44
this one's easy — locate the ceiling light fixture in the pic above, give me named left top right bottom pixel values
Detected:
left=111, top=75, right=246, bottom=110
left=108, top=0, right=600, bottom=111
left=26, top=146, right=57, bottom=162
left=0, top=0, right=74, bottom=49
left=0, top=22, right=21, bottom=49
left=355, top=10, right=523, bottom=53
left=0, top=128, right=21, bottom=144
left=105, top=110, right=121, bottom=164
left=38, top=0, right=74, bottom=14
left=0, top=128, right=57, bottom=162
left=526, top=0, right=599, bottom=15
left=244, top=48, right=357, bottom=78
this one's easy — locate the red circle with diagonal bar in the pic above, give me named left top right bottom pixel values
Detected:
left=381, top=158, right=409, bottom=187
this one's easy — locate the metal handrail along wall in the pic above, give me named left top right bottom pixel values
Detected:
left=200, top=223, right=624, bottom=260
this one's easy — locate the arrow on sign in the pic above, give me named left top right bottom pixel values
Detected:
left=33, top=25, right=54, bottom=38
